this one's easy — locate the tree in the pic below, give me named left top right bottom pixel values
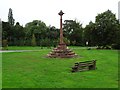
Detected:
left=2, top=40, right=8, bottom=50
left=63, top=20, right=83, bottom=46
left=46, top=26, right=59, bottom=46
left=63, top=37, right=70, bottom=45
left=31, top=34, right=36, bottom=46
left=95, top=10, right=118, bottom=48
left=84, top=21, right=97, bottom=46
left=2, top=21, right=14, bottom=45
left=13, top=22, right=25, bottom=46
left=25, top=20, right=48, bottom=46
left=46, top=26, right=59, bottom=40
left=2, top=8, right=15, bottom=46
left=40, top=38, right=51, bottom=47
left=8, top=8, right=15, bottom=25
left=112, top=22, right=120, bottom=49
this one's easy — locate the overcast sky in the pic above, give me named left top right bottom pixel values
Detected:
left=0, top=0, right=120, bottom=28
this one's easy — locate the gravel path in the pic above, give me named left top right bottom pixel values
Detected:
left=0, top=50, right=41, bottom=53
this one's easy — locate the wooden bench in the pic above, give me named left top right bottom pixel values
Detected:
left=71, top=60, right=96, bottom=72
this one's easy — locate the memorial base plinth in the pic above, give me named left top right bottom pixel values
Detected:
left=47, top=43, right=77, bottom=58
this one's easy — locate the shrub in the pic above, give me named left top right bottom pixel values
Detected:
left=63, top=37, right=70, bottom=45
left=2, top=39, right=8, bottom=50
left=40, top=38, right=51, bottom=47
left=31, top=34, right=37, bottom=46
left=111, top=44, right=120, bottom=50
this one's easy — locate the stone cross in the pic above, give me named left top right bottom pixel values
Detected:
left=47, top=10, right=77, bottom=58
left=58, top=10, right=64, bottom=44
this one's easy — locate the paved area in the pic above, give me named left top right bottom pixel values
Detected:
left=0, top=50, right=41, bottom=53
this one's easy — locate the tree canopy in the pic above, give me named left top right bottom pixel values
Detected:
left=63, top=20, right=83, bottom=46
left=84, top=10, right=120, bottom=49
left=2, top=9, right=120, bottom=49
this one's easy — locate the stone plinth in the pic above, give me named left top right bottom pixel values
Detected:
left=47, top=43, right=77, bottom=58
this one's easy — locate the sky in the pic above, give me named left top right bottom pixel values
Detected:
left=0, top=0, right=120, bottom=28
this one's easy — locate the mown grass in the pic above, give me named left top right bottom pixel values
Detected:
left=7, top=46, right=94, bottom=50
left=0, top=52, right=2, bottom=89
left=2, top=47, right=118, bottom=88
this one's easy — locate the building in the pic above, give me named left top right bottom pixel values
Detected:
left=118, top=1, right=120, bottom=23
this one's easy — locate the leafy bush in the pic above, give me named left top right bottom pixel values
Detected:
left=40, top=38, right=51, bottom=47
left=2, top=39, right=8, bottom=50
left=31, top=34, right=36, bottom=46
left=63, top=37, right=70, bottom=45
left=111, top=44, right=120, bottom=50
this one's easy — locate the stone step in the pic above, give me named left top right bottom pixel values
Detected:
left=47, top=45, right=77, bottom=58
left=67, top=52, right=75, bottom=55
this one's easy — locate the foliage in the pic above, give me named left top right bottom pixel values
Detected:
left=111, top=23, right=120, bottom=49
left=24, top=21, right=59, bottom=46
left=63, top=37, right=70, bottom=45
left=111, top=44, right=120, bottom=49
left=13, top=22, right=25, bottom=46
left=95, top=10, right=118, bottom=48
left=84, top=10, right=119, bottom=49
left=2, top=21, right=25, bottom=46
left=2, top=8, right=120, bottom=49
left=25, top=20, right=47, bottom=46
left=46, top=26, right=59, bottom=40
left=25, top=20, right=47, bottom=38
left=2, top=21, right=14, bottom=45
left=84, top=21, right=96, bottom=46
left=31, top=34, right=36, bottom=46
left=2, top=39, right=8, bottom=50
left=63, top=20, right=83, bottom=46
left=40, top=38, right=52, bottom=47
left=8, top=8, right=15, bottom=25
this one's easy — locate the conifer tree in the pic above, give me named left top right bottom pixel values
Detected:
left=8, top=8, right=15, bottom=25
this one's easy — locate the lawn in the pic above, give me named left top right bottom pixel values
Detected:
left=0, top=52, right=2, bottom=89
left=2, top=46, right=118, bottom=88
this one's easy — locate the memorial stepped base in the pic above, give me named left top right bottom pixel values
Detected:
left=47, top=43, right=77, bottom=58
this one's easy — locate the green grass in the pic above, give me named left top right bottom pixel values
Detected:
left=0, top=52, right=2, bottom=89
left=7, top=46, right=96, bottom=50
left=2, top=47, right=118, bottom=88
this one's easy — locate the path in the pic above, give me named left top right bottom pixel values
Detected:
left=0, top=50, right=41, bottom=53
